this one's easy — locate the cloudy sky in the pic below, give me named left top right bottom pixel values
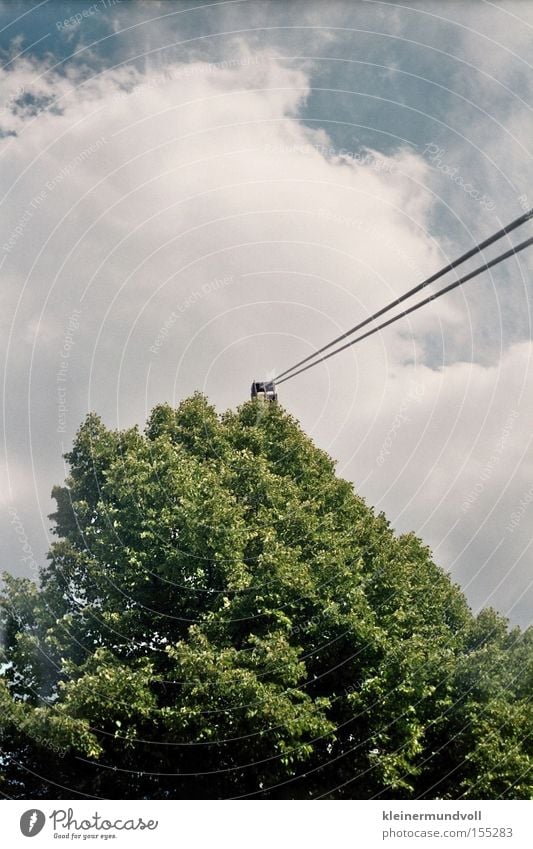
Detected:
left=1, top=0, right=532, bottom=626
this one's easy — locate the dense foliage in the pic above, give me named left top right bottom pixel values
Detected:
left=1, top=395, right=531, bottom=798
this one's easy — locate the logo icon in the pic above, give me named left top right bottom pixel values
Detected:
left=20, top=810, right=46, bottom=837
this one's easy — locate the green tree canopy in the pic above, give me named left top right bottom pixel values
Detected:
left=1, top=395, right=531, bottom=798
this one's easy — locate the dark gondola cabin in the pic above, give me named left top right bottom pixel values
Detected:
left=251, top=381, right=278, bottom=402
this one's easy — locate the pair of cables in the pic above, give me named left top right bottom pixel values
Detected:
left=274, top=207, right=533, bottom=386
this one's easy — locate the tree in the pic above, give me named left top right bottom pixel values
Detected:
left=0, top=394, right=531, bottom=798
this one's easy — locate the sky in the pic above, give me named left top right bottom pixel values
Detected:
left=0, top=0, right=532, bottom=626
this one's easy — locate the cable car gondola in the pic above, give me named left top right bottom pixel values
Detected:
left=251, top=380, right=278, bottom=402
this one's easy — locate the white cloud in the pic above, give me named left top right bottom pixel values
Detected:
left=330, top=341, right=533, bottom=624
left=0, top=49, right=531, bottom=624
